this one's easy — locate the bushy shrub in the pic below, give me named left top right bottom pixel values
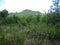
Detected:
left=0, top=9, right=8, bottom=18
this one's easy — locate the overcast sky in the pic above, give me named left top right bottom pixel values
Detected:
left=0, top=0, right=52, bottom=13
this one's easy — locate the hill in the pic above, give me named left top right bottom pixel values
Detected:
left=9, top=9, right=41, bottom=17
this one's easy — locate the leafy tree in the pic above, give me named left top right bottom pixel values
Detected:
left=53, top=0, right=60, bottom=13
left=47, top=0, right=60, bottom=25
left=0, top=9, right=8, bottom=18
left=49, top=0, right=60, bottom=13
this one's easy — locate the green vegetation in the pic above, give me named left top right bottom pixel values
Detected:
left=0, top=0, right=60, bottom=45
left=0, top=9, right=60, bottom=45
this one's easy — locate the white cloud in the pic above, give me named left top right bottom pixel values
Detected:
left=0, top=0, right=52, bottom=13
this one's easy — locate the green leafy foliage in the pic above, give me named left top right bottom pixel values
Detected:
left=0, top=9, right=60, bottom=45
left=0, top=9, right=8, bottom=18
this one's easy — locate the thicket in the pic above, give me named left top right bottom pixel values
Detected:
left=0, top=0, right=60, bottom=44
left=0, top=10, right=60, bottom=45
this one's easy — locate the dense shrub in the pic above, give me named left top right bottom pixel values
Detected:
left=0, top=10, right=60, bottom=45
left=0, top=9, right=8, bottom=18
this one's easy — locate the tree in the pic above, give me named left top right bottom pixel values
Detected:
left=51, top=0, right=60, bottom=13
left=47, top=0, right=60, bottom=25
left=0, top=9, right=8, bottom=17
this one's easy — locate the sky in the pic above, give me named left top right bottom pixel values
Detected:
left=0, top=0, right=52, bottom=13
